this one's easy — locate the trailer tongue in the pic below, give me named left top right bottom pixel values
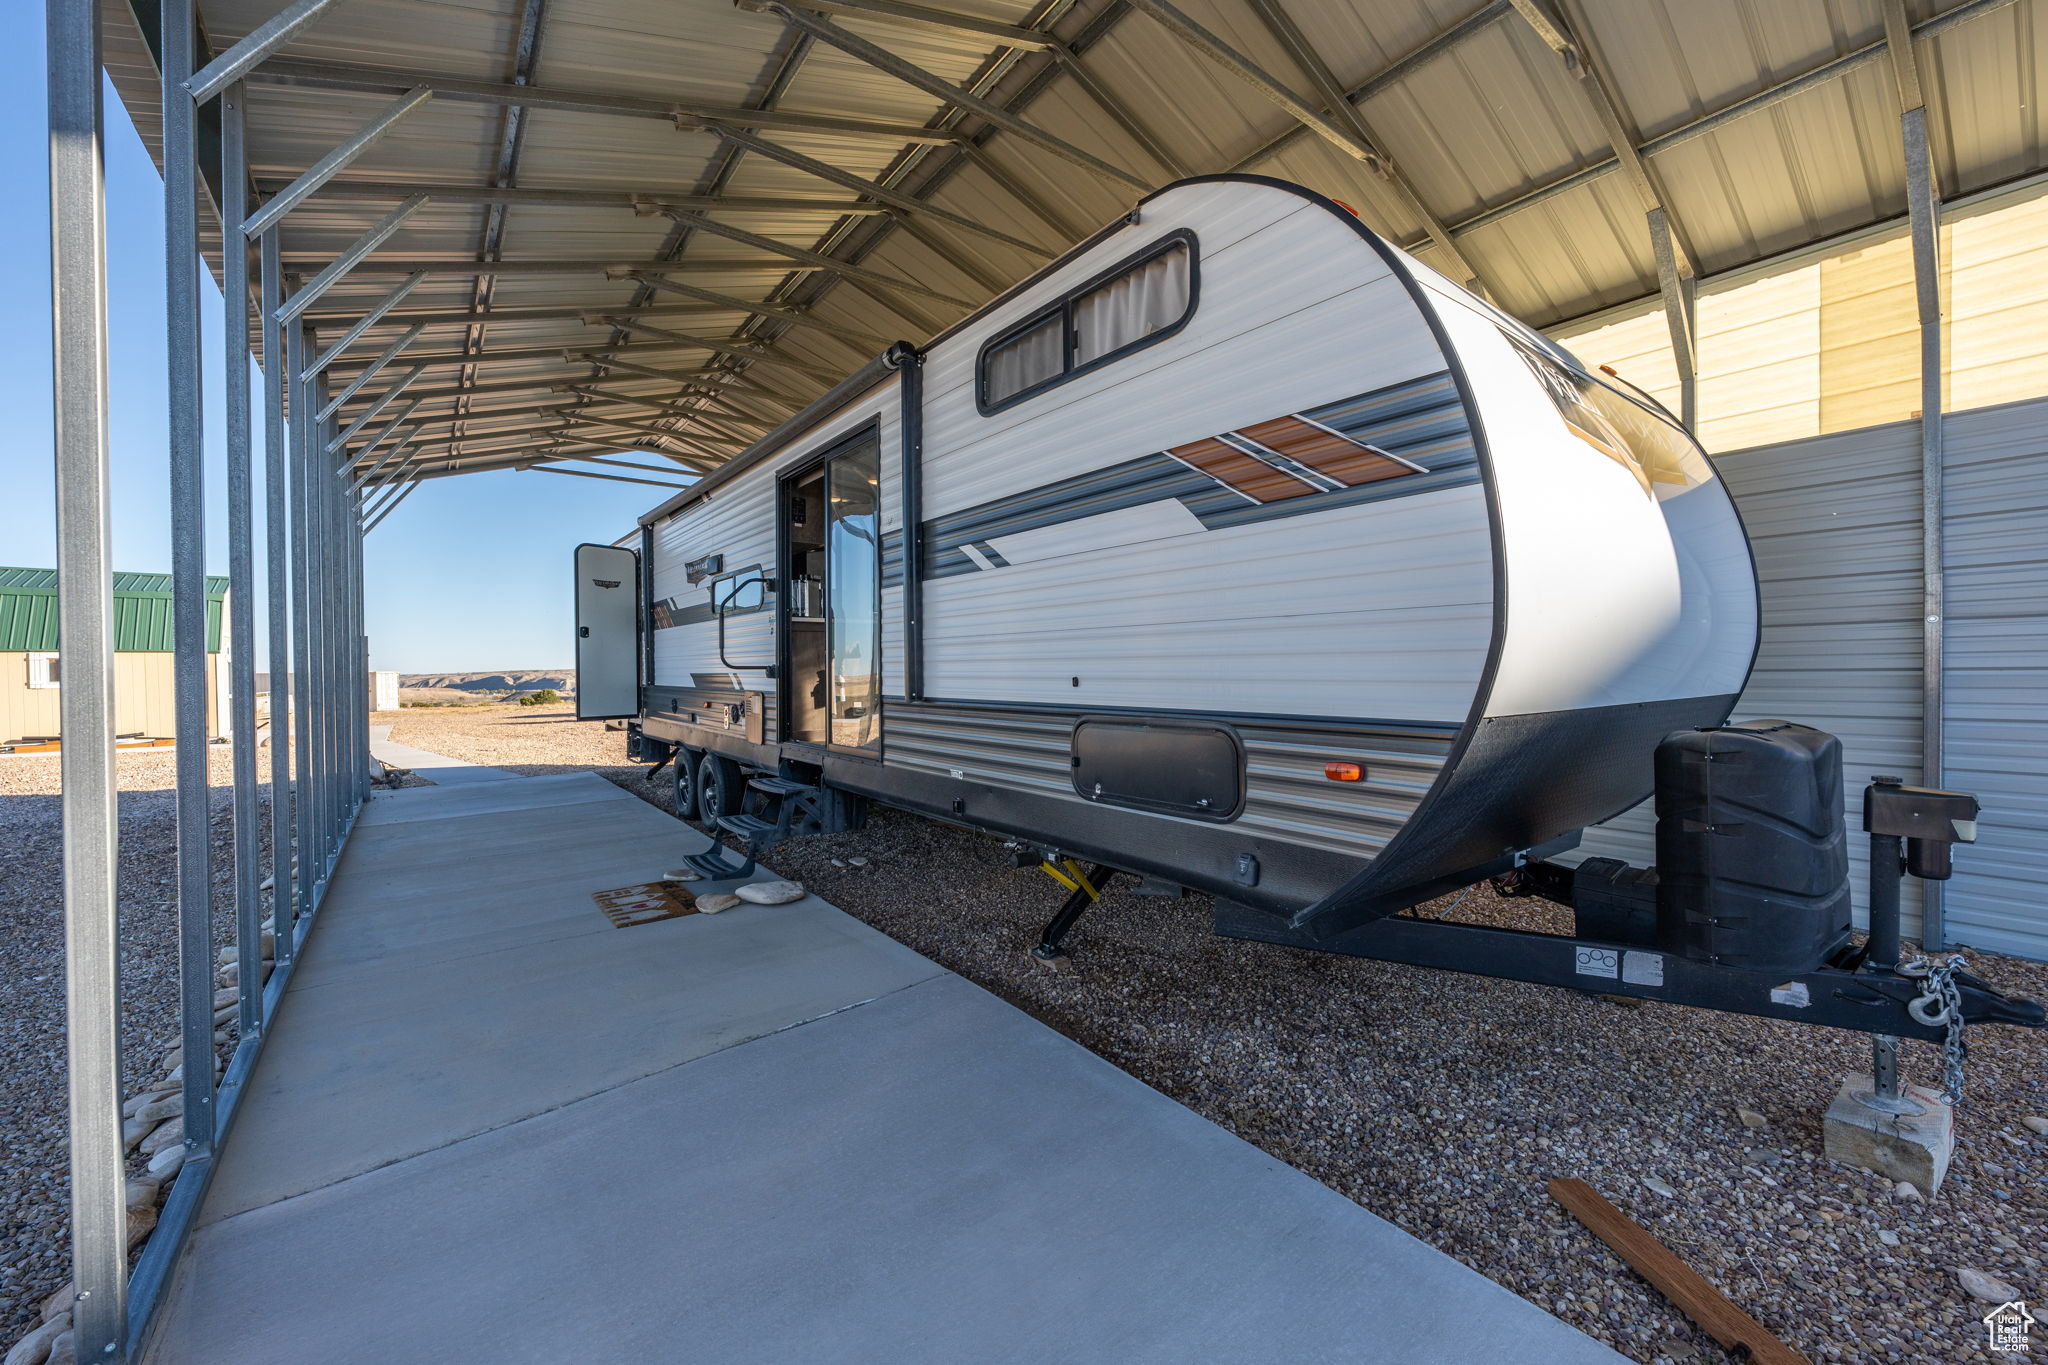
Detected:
left=1210, top=723, right=2043, bottom=1096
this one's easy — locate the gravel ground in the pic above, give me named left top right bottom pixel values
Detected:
left=0, top=745, right=270, bottom=1336
left=11, top=708, right=2042, bottom=1362
left=393, top=706, right=2048, bottom=1364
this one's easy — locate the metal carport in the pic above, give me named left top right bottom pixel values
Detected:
left=41, top=0, right=2048, bottom=1357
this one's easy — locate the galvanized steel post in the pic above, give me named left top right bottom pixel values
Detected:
left=287, top=317, right=316, bottom=928
left=48, top=0, right=129, bottom=1352
left=222, top=83, right=265, bottom=1040
left=262, top=229, right=296, bottom=967
left=164, top=0, right=218, bottom=1160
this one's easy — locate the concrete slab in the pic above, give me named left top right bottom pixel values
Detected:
left=355, top=770, right=628, bottom=826
left=151, top=974, right=1620, bottom=1365
left=143, top=763, right=1619, bottom=1364
left=202, top=877, right=941, bottom=1225
left=368, top=729, right=521, bottom=785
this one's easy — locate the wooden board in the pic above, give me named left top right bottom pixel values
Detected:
left=1548, top=1178, right=1809, bottom=1365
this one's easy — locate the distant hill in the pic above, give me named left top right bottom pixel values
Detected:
left=402, top=671, right=576, bottom=695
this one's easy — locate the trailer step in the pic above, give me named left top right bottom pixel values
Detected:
left=680, top=844, right=757, bottom=881
left=748, top=776, right=811, bottom=796
left=716, top=813, right=778, bottom=839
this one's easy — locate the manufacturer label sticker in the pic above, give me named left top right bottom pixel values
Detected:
left=1574, top=946, right=1619, bottom=979
left=1770, top=981, right=1812, bottom=1008
left=1622, top=952, right=1664, bottom=987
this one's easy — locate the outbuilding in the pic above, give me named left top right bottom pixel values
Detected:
left=0, top=567, right=230, bottom=750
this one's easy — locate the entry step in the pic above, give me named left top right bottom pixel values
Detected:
left=748, top=776, right=811, bottom=796
left=716, top=813, right=777, bottom=839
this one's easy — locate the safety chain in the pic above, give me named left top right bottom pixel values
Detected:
left=1902, top=953, right=1970, bottom=1104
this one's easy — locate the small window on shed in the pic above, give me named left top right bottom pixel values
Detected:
left=1073, top=241, right=1190, bottom=366
left=27, top=652, right=59, bottom=689
left=982, top=312, right=1065, bottom=407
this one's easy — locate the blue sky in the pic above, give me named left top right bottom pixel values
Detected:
left=3, top=32, right=665, bottom=673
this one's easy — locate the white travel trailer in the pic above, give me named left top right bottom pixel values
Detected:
left=577, top=174, right=1760, bottom=942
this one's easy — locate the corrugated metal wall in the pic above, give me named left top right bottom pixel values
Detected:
left=1942, top=398, right=2048, bottom=959
left=1570, top=396, right=2048, bottom=960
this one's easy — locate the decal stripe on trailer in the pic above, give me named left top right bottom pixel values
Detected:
left=920, top=370, right=1476, bottom=580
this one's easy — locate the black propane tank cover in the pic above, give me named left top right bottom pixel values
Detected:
left=1652, top=720, right=1853, bottom=976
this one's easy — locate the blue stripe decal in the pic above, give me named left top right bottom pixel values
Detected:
left=920, top=370, right=1475, bottom=580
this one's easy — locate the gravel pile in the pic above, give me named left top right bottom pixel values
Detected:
left=0, top=746, right=269, bottom=1338
left=13, top=707, right=2040, bottom=1363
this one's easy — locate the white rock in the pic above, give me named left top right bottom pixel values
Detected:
left=2023, top=1115, right=2048, bottom=1136
left=4, top=1314, right=70, bottom=1365
left=260, top=929, right=275, bottom=957
left=146, top=1144, right=187, bottom=1181
left=1642, top=1176, right=1678, bottom=1198
left=831, top=858, right=847, bottom=868
left=695, top=893, right=742, bottom=915
left=138, top=1119, right=184, bottom=1157
left=1736, top=1107, right=1768, bottom=1130
left=134, top=1092, right=182, bottom=1126
left=125, top=1180, right=158, bottom=1215
left=121, top=1089, right=172, bottom=1119
left=218, top=962, right=239, bottom=987
left=125, top=1202, right=157, bottom=1250
left=736, top=879, right=804, bottom=905
left=1894, top=1180, right=1923, bottom=1201
left=848, top=856, right=868, bottom=867
left=1876, top=1229, right=1900, bottom=1247
left=259, top=876, right=274, bottom=892
left=1958, top=1267, right=2020, bottom=1303
left=41, top=1332, right=75, bottom=1365
left=665, top=867, right=703, bottom=882
left=120, top=1116, right=151, bottom=1153
left=214, top=988, right=238, bottom=1009
left=214, top=1005, right=236, bottom=1026
left=37, top=1284, right=73, bottom=1324
left=216, top=946, right=238, bottom=966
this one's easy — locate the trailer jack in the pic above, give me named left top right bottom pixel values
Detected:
left=1032, top=860, right=1115, bottom=964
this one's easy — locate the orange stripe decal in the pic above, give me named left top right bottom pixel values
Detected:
left=1168, top=436, right=1320, bottom=503
left=1234, top=415, right=1421, bottom=486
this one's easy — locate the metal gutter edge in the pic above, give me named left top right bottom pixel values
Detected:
left=636, top=342, right=916, bottom=526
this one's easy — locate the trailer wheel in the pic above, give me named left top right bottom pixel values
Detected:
left=697, top=753, right=743, bottom=823
left=671, top=748, right=701, bottom=822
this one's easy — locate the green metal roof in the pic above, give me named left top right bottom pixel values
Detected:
left=0, top=567, right=228, bottom=653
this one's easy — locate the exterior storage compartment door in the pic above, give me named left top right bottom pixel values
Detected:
left=1071, top=719, right=1243, bottom=820
left=574, top=543, right=639, bottom=720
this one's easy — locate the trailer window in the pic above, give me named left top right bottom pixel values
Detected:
left=982, top=312, right=1065, bottom=407
left=708, top=571, right=765, bottom=616
left=977, top=231, right=1197, bottom=413
left=1073, top=241, right=1190, bottom=366
left=1506, top=329, right=1711, bottom=496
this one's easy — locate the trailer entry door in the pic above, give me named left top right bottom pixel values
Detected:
left=574, top=543, right=639, bottom=720
left=780, top=429, right=882, bottom=750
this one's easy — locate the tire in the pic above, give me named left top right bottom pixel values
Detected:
left=697, top=753, right=743, bottom=823
left=671, top=748, right=702, bottom=822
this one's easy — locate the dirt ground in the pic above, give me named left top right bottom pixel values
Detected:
left=377, top=705, right=2048, bottom=1365
left=0, top=745, right=264, bottom=1335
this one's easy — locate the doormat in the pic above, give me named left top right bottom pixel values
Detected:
left=593, top=880, right=700, bottom=928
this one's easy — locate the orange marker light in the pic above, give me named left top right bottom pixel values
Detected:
left=1324, top=761, right=1365, bottom=782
